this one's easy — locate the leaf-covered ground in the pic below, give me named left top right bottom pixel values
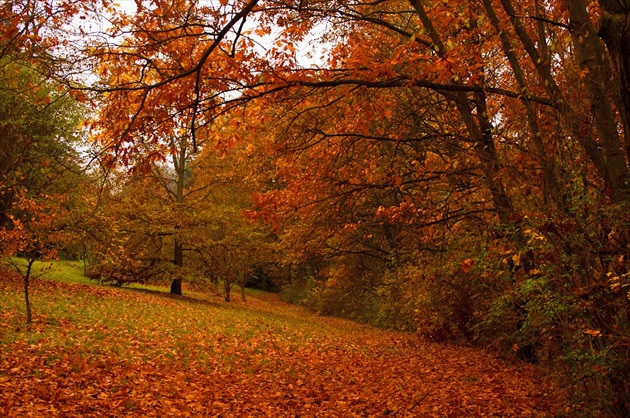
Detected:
left=0, top=267, right=566, bottom=417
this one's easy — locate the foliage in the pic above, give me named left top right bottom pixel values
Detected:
left=482, top=204, right=630, bottom=416
left=81, top=140, right=277, bottom=299
left=0, top=58, right=85, bottom=226
left=0, top=194, right=73, bottom=323
left=0, top=58, right=86, bottom=324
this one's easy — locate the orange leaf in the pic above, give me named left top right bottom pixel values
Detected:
left=461, top=258, right=473, bottom=273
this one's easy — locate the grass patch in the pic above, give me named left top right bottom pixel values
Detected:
left=38, top=259, right=93, bottom=285
left=4, top=258, right=92, bottom=285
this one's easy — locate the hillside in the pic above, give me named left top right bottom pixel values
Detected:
left=0, top=263, right=566, bottom=417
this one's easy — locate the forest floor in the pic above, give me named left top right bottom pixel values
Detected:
left=0, top=262, right=568, bottom=417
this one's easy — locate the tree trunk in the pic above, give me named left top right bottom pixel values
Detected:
left=567, top=0, right=630, bottom=203
left=170, top=277, right=183, bottom=295
left=170, top=136, right=187, bottom=295
left=598, top=0, right=630, bottom=162
left=24, top=259, right=34, bottom=323
left=499, top=0, right=618, bottom=200
left=171, top=239, right=184, bottom=295
left=224, top=279, right=231, bottom=302
left=410, top=0, right=517, bottom=225
left=238, top=268, right=246, bottom=302
left=483, top=0, right=565, bottom=210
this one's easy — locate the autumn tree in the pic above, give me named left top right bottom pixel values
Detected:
left=0, top=58, right=86, bottom=323
left=82, top=0, right=265, bottom=294
left=82, top=114, right=274, bottom=300
left=193, top=134, right=276, bottom=302
left=0, top=194, right=72, bottom=323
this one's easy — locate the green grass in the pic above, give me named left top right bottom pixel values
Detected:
left=5, top=258, right=92, bottom=285
left=37, top=259, right=93, bottom=285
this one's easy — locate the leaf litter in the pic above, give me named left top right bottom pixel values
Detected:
left=0, top=277, right=566, bottom=416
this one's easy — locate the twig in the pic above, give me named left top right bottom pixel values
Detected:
left=393, top=390, right=431, bottom=416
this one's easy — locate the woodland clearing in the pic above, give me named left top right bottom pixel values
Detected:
left=0, top=262, right=566, bottom=417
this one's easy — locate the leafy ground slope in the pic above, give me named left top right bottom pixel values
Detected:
left=0, top=263, right=566, bottom=417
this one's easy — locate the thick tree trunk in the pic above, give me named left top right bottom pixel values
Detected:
left=171, top=240, right=184, bottom=295
left=567, top=0, right=630, bottom=203
left=499, top=0, right=626, bottom=202
left=599, top=0, right=630, bottom=162
left=483, top=0, right=564, bottom=210
left=170, top=277, right=183, bottom=295
left=410, top=0, right=517, bottom=225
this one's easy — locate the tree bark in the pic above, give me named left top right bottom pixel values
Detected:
left=170, top=136, right=187, bottom=295
left=567, top=0, right=630, bottom=203
left=170, top=277, right=183, bottom=295
left=24, top=259, right=34, bottom=323
left=483, top=0, right=564, bottom=210
left=499, top=0, right=619, bottom=200
left=409, top=0, right=517, bottom=225
left=598, top=0, right=630, bottom=163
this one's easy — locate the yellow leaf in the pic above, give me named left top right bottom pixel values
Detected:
left=512, top=253, right=521, bottom=267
